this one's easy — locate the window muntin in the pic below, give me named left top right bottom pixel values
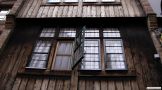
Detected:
left=81, top=40, right=100, bottom=70
left=40, top=28, right=55, bottom=37
left=85, top=29, right=99, bottom=37
left=48, top=0, right=61, bottom=3
left=0, top=10, right=9, bottom=21
left=103, top=28, right=120, bottom=37
left=59, top=28, right=76, bottom=37
left=105, top=40, right=126, bottom=70
left=27, top=41, right=52, bottom=69
left=53, top=41, right=73, bottom=70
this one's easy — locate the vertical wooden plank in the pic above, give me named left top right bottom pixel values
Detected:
left=101, top=6, right=105, bottom=17
left=42, top=6, right=50, bottom=18
left=124, top=0, right=135, bottom=17
left=57, top=6, right=64, bottom=17
left=26, top=0, right=38, bottom=17
left=109, top=6, right=114, bottom=17
left=62, top=6, right=69, bottom=17
left=101, top=81, right=107, bottom=90
left=37, top=7, right=44, bottom=18
left=63, top=80, right=70, bottom=90
left=33, top=77, right=43, bottom=90
left=52, top=6, right=59, bottom=17
left=79, top=80, right=85, bottom=90
left=31, top=0, right=42, bottom=17
left=86, top=80, right=93, bottom=90
left=47, top=77, right=56, bottom=90
left=72, top=6, right=78, bottom=17
left=22, top=0, right=35, bottom=17
left=19, top=77, right=28, bottom=90
left=94, top=81, right=100, bottom=90
left=41, top=77, right=49, bottom=90
left=108, top=80, right=115, bottom=90
left=26, top=77, right=36, bottom=90
left=48, top=7, right=55, bottom=17
left=131, top=80, right=139, bottom=90
left=12, top=77, right=22, bottom=90
left=123, top=80, right=132, bottom=90
left=91, top=6, right=96, bottom=17
left=116, top=81, right=124, bottom=90
left=82, top=6, right=87, bottom=17
left=67, top=6, right=73, bottom=17
left=121, top=0, right=129, bottom=17
left=105, top=6, right=110, bottom=17
left=55, top=80, right=63, bottom=90
left=96, top=6, right=101, bottom=17
left=87, top=6, right=91, bottom=17
left=18, top=0, right=30, bottom=17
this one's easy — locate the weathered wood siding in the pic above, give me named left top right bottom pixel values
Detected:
left=17, top=0, right=145, bottom=18
left=0, top=24, right=161, bottom=90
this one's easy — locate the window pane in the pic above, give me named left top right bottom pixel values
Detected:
left=48, top=0, right=60, bottom=2
left=84, top=47, right=99, bottom=53
left=54, top=55, right=71, bottom=70
left=28, top=60, right=47, bottom=68
left=103, top=28, right=120, bottom=37
left=81, top=61, right=100, bottom=70
left=34, top=41, right=51, bottom=53
left=31, top=54, right=48, bottom=61
left=85, top=29, right=99, bottom=37
left=83, top=0, right=97, bottom=2
left=57, top=42, right=73, bottom=55
left=107, top=62, right=126, bottom=70
left=64, top=0, right=78, bottom=2
left=102, top=0, right=115, bottom=2
left=59, top=28, right=76, bottom=37
left=105, top=40, right=122, bottom=46
left=53, top=41, right=73, bottom=70
left=84, top=54, right=99, bottom=62
left=106, top=47, right=123, bottom=53
left=107, top=54, right=124, bottom=61
left=84, top=40, right=99, bottom=46
left=40, top=28, right=55, bottom=37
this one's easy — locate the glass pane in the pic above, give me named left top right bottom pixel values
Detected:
left=40, top=28, right=55, bottom=37
left=59, top=29, right=76, bottom=37
left=34, top=41, right=51, bottom=53
left=84, top=54, right=99, bottom=62
left=105, top=40, right=122, bottom=46
left=106, top=47, right=123, bottom=53
left=48, top=0, right=60, bottom=2
left=102, top=0, right=115, bottom=2
left=107, top=54, right=124, bottom=61
left=57, top=42, right=73, bottom=55
left=103, top=28, right=120, bottom=37
left=31, top=54, right=48, bottom=61
left=81, top=62, right=100, bottom=70
left=64, top=0, right=78, bottom=2
left=85, top=29, right=99, bottom=37
left=84, top=40, right=99, bottom=46
left=103, top=33, right=120, bottom=37
left=84, top=47, right=99, bottom=53
left=107, top=62, right=126, bottom=70
left=54, top=55, right=71, bottom=70
left=28, top=60, right=46, bottom=68
left=83, top=0, right=97, bottom=2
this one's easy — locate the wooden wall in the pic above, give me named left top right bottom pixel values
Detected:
left=0, top=24, right=162, bottom=90
left=17, top=0, right=145, bottom=18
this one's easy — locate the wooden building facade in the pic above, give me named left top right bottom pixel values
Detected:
left=0, top=0, right=162, bottom=90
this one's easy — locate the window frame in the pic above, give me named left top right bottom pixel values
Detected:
left=80, top=39, right=101, bottom=71
left=104, top=39, right=127, bottom=71
left=52, top=41, right=74, bottom=71
left=26, top=40, right=53, bottom=70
